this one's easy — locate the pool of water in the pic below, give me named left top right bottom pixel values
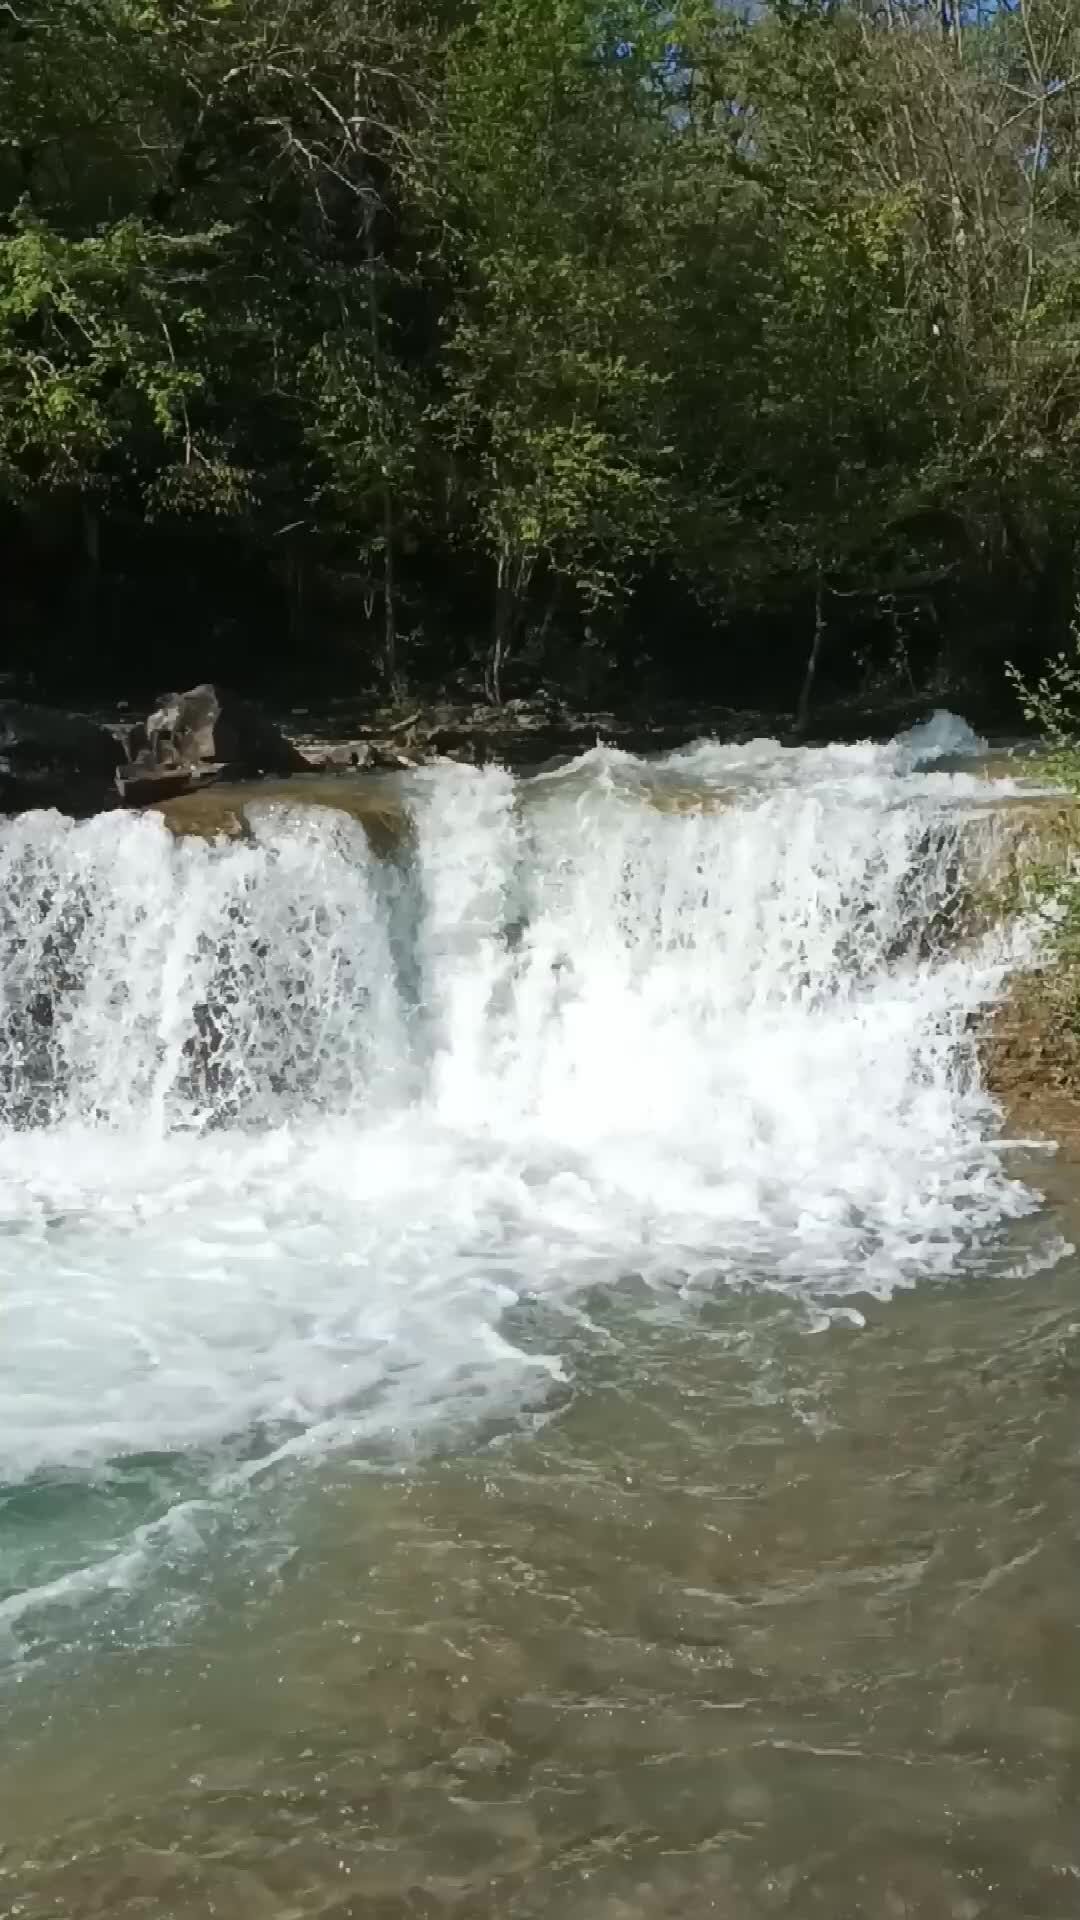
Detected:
left=3, top=1198, right=1078, bottom=1918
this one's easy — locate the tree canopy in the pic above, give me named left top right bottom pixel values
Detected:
left=4, top=0, right=1080, bottom=717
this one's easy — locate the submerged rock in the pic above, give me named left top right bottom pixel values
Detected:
left=154, top=774, right=410, bottom=858
left=114, top=760, right=226, bottom=806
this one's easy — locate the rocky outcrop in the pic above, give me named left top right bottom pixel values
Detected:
left=983, top=964, right=1080, bottom=1151
left=0, top=682, right=431, bottom=816
left=0, top=699, right=124, bottom=814
left=116, top=682, right=313, bottom=803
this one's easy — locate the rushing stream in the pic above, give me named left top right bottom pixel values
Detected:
left=1, top=717, right=1078, bottom=1917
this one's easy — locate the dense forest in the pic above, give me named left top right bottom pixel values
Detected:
left=3, top=0, right=1080, bottom=719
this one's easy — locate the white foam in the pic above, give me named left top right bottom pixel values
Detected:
left=0, top=730, right=1042, bottom=1524
left=555, top=713, right=1022, bottom=808
left=897, top=708, right=987, bottom=764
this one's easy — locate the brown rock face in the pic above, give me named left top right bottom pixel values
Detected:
left=983, top=963, right=1080, bottom=1153
left=116, top=683, right=313, bottom=802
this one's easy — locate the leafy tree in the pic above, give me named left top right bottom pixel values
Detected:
left=7, top=0, right=1080, bottom=709
left=433, top=0, right=674, bottom=699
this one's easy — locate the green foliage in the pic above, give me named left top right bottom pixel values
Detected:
left=430, top=0, right=676, bottom=690
left=8, top=0, right=1080, bottom=701
left=0, top=207, right=226, bottom=500
left=1007, top=607, right=1080, bottom=958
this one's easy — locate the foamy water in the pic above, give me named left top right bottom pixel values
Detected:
left=0, top=716, right=1051, bottom=1649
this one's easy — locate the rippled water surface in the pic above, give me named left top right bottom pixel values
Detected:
left=4, top=1228, right=1080, bottom=1919
left=1, top=719, right=1078, bottom=1916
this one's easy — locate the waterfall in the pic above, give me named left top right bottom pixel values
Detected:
left=0, top=727, right=1042, bottom=1507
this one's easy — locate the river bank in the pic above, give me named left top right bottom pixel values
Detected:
left=0, top=688, right=810, bottom=817
left=983, top=961, right=1080, bottom=1156
left=4, top=678, right=1040, bottom=816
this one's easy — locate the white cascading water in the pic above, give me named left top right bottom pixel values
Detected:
left=0, top=716, right=1047, bottom=1640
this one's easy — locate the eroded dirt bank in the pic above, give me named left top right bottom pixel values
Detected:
left=984, top=963, right=1080, bottom=1157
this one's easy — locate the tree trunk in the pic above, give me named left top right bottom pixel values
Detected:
left=486, top=550, right=534, bottom=706
left=381, top=481, right=399, bottom=696
left=364, top=189, right=400, bottom=695
left=487, top=553, right=513, bottom=706
left=795, top=569, right=825, bottom=736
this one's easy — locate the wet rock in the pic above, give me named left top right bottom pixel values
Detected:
left=148, top=682, right=311, bottom=776
left=0, top=698, right=124, bottom=814
left=320, top=742, right=378, bottom=770
left=0, top=699, right=123, bottom=772
left=982, top=963, right=1080, bottom=1152
left=114, top=760, right=225, bottom=807
left=115, top=683, right=314, bottom=805
left=154, top=776, right=410, bottom=858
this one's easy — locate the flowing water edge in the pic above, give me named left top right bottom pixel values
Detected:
left=1, top=717, right=1078, bottom=1917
